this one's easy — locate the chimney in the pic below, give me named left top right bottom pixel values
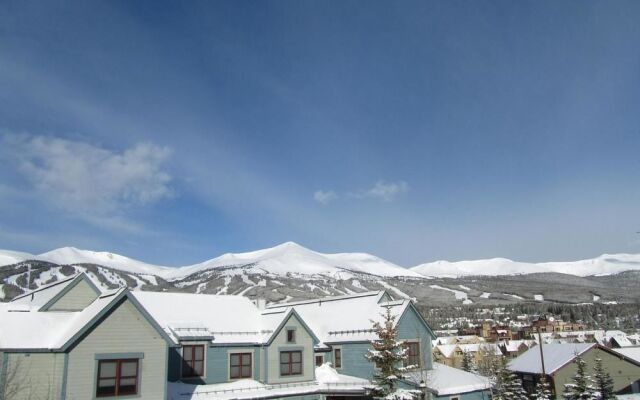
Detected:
left=255, top=298, right=267, bottom=310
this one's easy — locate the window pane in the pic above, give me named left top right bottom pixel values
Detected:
left=230, top=366, right=240, bottom=378
left=241, top=366, right=251, bottom=378
left=280, top=364, right=289, bottom=375
left=280, top=352, right=289, bottom=363
left=119, top=378, right=137, bottom=395
left=98, top=378, right=116, bottom=388
left=291, top=352, right=301, bottom=362
left=292, top=363, right=302, bottom=374
left=193, top=361, right=203, bottom=375
left=97, top=382, right=116, bottom=396
left=121, top=361, right=138, bottom=377
left=315, top=356, right=323, bottom=366
left=99, top=361, right=117, bottom=378
left=242, top=354, right=251, bottom=365
left=230, top=354, right=240, bottom=367
left=194, top=346, right=204, bottom=360
left=184, top=347, right=193, bottom=361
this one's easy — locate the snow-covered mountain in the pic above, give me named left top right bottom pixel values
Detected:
left=165, top=241, right=422, bottom=280
left=0, top=242, right=421, bottom=280
left=410, top=254, right=640, bottom=278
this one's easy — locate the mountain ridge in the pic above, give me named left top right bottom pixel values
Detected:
left=2, top=242, right=640, bottom=279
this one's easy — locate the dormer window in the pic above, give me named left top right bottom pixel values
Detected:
left=286, top=328, right=296, bottom=343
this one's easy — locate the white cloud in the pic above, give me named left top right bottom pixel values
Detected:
left=313, top=190, right=338, bottom=205
left=2, top=134, right=173, bottom=230
left=363, top=180, right=409, bottom=202
left=314, top=180, right=409, bottom=205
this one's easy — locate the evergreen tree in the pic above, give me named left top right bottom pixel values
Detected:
left=562, top=355, right=597, bottom=400
left=592, top=358, right=615, bottom=400
left=461, top=350, right=476, bottom=373
left=366, top=306, right=419, bottom=400
left=492, top=357, right=528, bottom=400
left=532, top=375, right=553, bottom=400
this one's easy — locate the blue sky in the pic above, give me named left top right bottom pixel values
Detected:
left=1, top=0, right=639, bottom=267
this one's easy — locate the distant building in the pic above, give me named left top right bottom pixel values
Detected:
left=508, top=343, right=640, bottom=398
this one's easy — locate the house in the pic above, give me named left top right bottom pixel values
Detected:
left=0, top=273, right=492, bottom=400
left=432, top=342, right=501, bottom=371
left=498, top=339, right=536, bottom=358
left=508, top=343, right=640, bottom=399
left=0, top=274, right=174, bottom=400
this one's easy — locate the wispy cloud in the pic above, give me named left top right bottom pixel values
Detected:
left=313, top=190, right=338, bottom=205
left=1, top=133, right=173, bottom=232
left=361, top=180, right=409, bottom=202
left=314, top=180, right=409, bottom=205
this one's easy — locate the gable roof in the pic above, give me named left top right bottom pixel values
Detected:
left=9, top=273, right=100, bottom=310
left=0, top=286, right=174, bottom=351
left=508, top=343, right=595, bottom=374
left=611, top=347, right=640, bottom=364
left=266, top=290, right=424, bottom=343
left=404, top=363, right=491, bottom=395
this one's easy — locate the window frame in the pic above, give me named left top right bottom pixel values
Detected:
left=229, top=352, right=253, bottom=380
left=403, top=341, right=421, bottom=368
left=286, top=328, right=296, bottom=343
left=315, top=354, right=324, bottom=367
left=181, top=344, right=206, bottom=378
left=279, top=350, right=303, bottom=376
left=96, top=358, right=139, bottom=398
left=333, top=347, right=342, bottom=369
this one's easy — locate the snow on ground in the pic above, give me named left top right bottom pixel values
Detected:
left=351, top=279, right=366, bottom=290
left=0, top=284, right=4, bottom=300
left=127, top=274, right=148, bottom=290
left=534, top=294, right=544, bottom=302
left=140, top=274, right=158, bottom=285
left=480, top=292, right=491, bottom=298
left=98, top=267, right=127, bottom=286
left=503, top=293, right=524, bottom=300
left=593, top=295, right=601, bottom=301
left=378, top=280, right=414, bottom=300
left=459, top=285, right=471, bottom=291
left=34, top=267, right=61, bottom=286
left=430, top=285, right=473, bottom=304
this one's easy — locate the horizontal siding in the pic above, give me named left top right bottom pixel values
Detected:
left=48, top=279, right=99, bottom=311
left=266, top=314, right=315, bottom=384
left=2, top=352, right=64, bottom=400
left=338, top=343, right=375, bottom=380
left=397, top=306, right=433, bottom=370
left=66, top=299, right=168, bottom=400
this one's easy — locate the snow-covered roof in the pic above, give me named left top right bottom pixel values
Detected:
left=404, top=363, right=491, bottom=395
left=500, top=339, right=536, bottom=352
left=508, top=343, right=595, bottom=374
left=611, top=347, right=640, bottom=364
left=167, top=364, right=369, bottom=400
left=10, top=274, right=80, bottom=309
left=0, top=288, right=127, bottom=350
left=131, top=291, right=265, bottom=344
left=266, top=291, right=414, bottom=343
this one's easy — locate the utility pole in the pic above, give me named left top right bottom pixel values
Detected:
left=537, top=326, right=546, bottom=376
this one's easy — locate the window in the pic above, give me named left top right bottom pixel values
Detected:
left=333, top=348, right=342, bottom=368
left=182, top=345, right=205, bottom=377
left=96, top=359, right=138, bottom=397
left=230, top=353, right=252, bottom=379
left=315, top=354, right=324, bottom=367
left=286, top=328, right=296, bottom=343
left=280, top=351, right=302, bottom=376
left=404, top=342, right=420, bottom=368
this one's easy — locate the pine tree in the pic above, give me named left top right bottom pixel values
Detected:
left=532, top=375, right=553, bottom=400
left=562, top=354, right=597, bottom=400
left=461, top=350, right=476, bottom=373
left=592, top=358, right=615, bottom=400
left=366, top=306, right=419, bottom=400
left=492, top=357, right=528, bottom=400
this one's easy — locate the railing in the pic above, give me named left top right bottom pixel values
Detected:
left=184, top=381, right=367, bottom=397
